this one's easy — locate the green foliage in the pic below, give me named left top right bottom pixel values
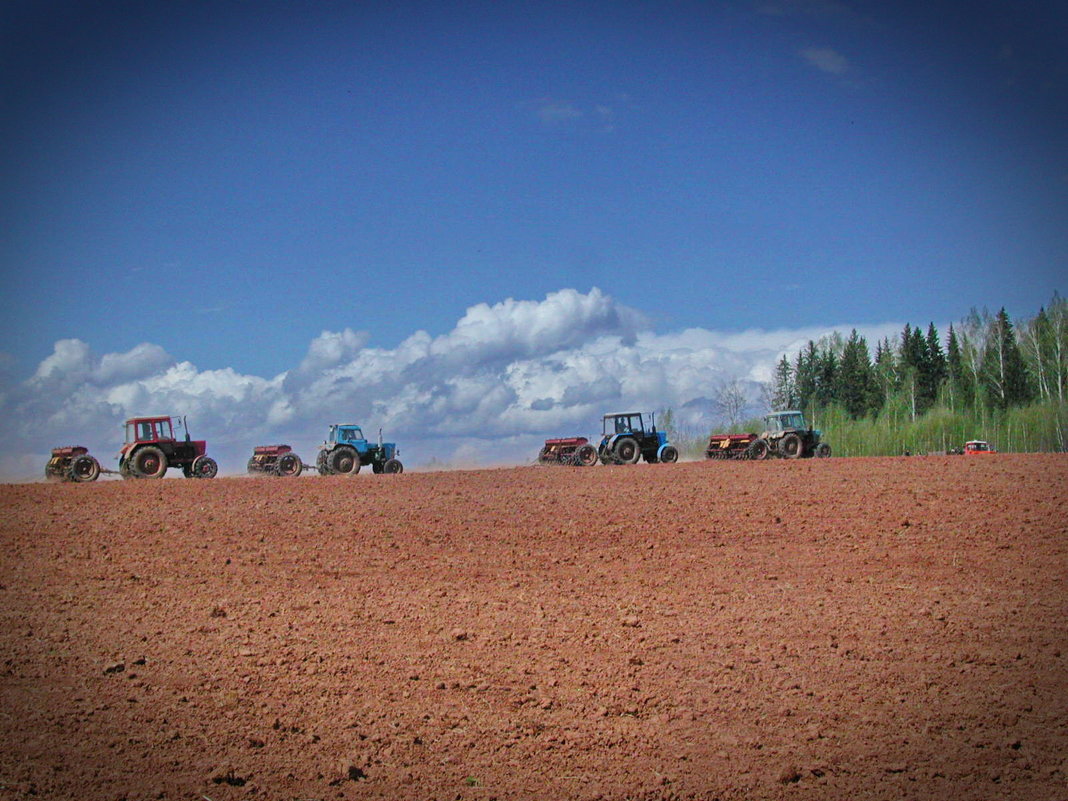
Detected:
left=816, top=400, right=1067, bottom=456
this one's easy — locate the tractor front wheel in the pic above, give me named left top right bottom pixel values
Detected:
left=316, top=450, right=331, bottom=475
left=329, top=446, right=361, bottom=475
left=276, top=452, right=303, bottom=477
left=815, top=443, right=832, bottom=458
left=614, top=437, right=640, bottom=464
left=747, top=439, right=770, bottom=461
left=382, top=458, right=403, bottom=474
left=780, top=433, right=804, bottom=459
left=133, top=446, right=167, bottom=479
left=659, top=445, right=679, bottom=464
left=70, top=454, right=101, bottom=482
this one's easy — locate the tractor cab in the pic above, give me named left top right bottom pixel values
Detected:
left=602, top=412, right=651, bottom=438
left=763, top=411, right=808, bottom=434
left=963, top=440, right=996, bottom=455
left=328, top=424, right=367, bottom=446
left=125, top=416, right=174, bottom=444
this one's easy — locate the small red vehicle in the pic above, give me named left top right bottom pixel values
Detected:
left=118, top=415, right=218, bottom=479
left=963, top=440, right=997, bottom=455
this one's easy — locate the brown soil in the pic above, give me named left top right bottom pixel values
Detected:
left=1, top=455, right=1066, bottom=800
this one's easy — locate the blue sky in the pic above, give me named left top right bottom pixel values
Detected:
left=0, top=0, right=1065, bottom=476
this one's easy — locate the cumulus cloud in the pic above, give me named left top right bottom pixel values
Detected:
left=0, top=288, right=902, bottom=479
left=800, top=47, right=850, bottom=75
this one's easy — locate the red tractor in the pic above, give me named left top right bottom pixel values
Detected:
left=118, top=415, right=218, bottom=479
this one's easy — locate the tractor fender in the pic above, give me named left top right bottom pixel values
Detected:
left=656, top=443, right=675, bottom=461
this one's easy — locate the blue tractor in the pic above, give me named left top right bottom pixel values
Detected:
left=597, top=412, right=679, bottom=465
left=316, top=424, right=404, bottom=475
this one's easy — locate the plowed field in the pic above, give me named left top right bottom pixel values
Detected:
left=2, top=454, right=1066, bottom=800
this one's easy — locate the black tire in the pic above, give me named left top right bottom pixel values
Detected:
left=614, top=437, right=640, bottom=465
left=780, top=432, right=803, bottom=459
left=119, top=459, right=135, bottom=480
left=659, top=445, right=679, bottom=464
left=316, top=450, right=331, bottom=476
left=575, top=444, right=598, bottom=467
left=372, top=462, right=384, bottom=474
left=70, top=454, right=101, bottom=482
left=815, top=442, right=832, bottom=458
left=537, top=446, right=553, bottom=464
left=133, top=446, right=167, bottom=479
left=276, top=452, right=303, bottom=477
left=382, top=458, right=403, bottom=474
left=192, top=455, right=218, bottom=479
left=329, top=446, right=360, bottom=475
left=747, top=439, right=770, bottom=461
left=45, top=460, right=65, bottom=481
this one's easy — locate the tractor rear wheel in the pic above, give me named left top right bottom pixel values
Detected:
left=276, top=452, right=302, bottom=477
left=747, top=439, right=770, bottom=461
left=191, top=456, right=218, bottom=479
left=70, top=454, right=101, bottom=482
left=575, top=444, right=598, bottom=467
left=780, top=433, right=803, bottom=459
left=659, top=445, right=679, bottom=464
left=815, top=443, right=832, bottom=458
left=614, top=437, right=640, bottom=464
left=133, top=446, right=167, bottom=479
left=329, top=446, right=360, bottom=475
left=382, top=458, right=403, bottom=474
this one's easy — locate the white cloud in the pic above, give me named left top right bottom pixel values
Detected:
left=0, top=288, right=904, bottom=479
left=800, top=47, right=850, bottom=75
left=536, top=101, right=583, bottom=124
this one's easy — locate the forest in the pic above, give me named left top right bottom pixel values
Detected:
left=682, top=293, right=1068, bottom=456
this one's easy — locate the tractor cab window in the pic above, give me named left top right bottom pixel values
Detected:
left=765, top=417, right=783, bottom=433
left=781, top=413, right=804, bottom=429
left=138, top=421, right=155, bottom=440
left=342, top=428, right=363, bottom=442
left=156, top=420, right=174, bottom=440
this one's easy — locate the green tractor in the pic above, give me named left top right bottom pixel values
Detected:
left=746, top=411, right=830, bottom=460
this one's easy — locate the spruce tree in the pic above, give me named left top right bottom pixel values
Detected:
left=837, top=330, right=875, bottom=418
left=946, top=324, right=973, bottom=408
left=794, top=341, right=819, bottom=410
left=925, top=323, right=947, bottom=405
left=770, top=355, right=796, bottom=410
left=981, top=308, right=1035, bottom=408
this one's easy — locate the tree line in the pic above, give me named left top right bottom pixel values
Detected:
left=768, top=293, right=1067, bottom=424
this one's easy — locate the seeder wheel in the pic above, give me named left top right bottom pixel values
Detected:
left=70, top=454, right=101, bottom=482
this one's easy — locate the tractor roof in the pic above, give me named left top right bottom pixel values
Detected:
left=603, top=412, right=643, bottom=418
left=124, top=415, right=173, bottom=424
left=767, top=410, right=802, bottom=417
